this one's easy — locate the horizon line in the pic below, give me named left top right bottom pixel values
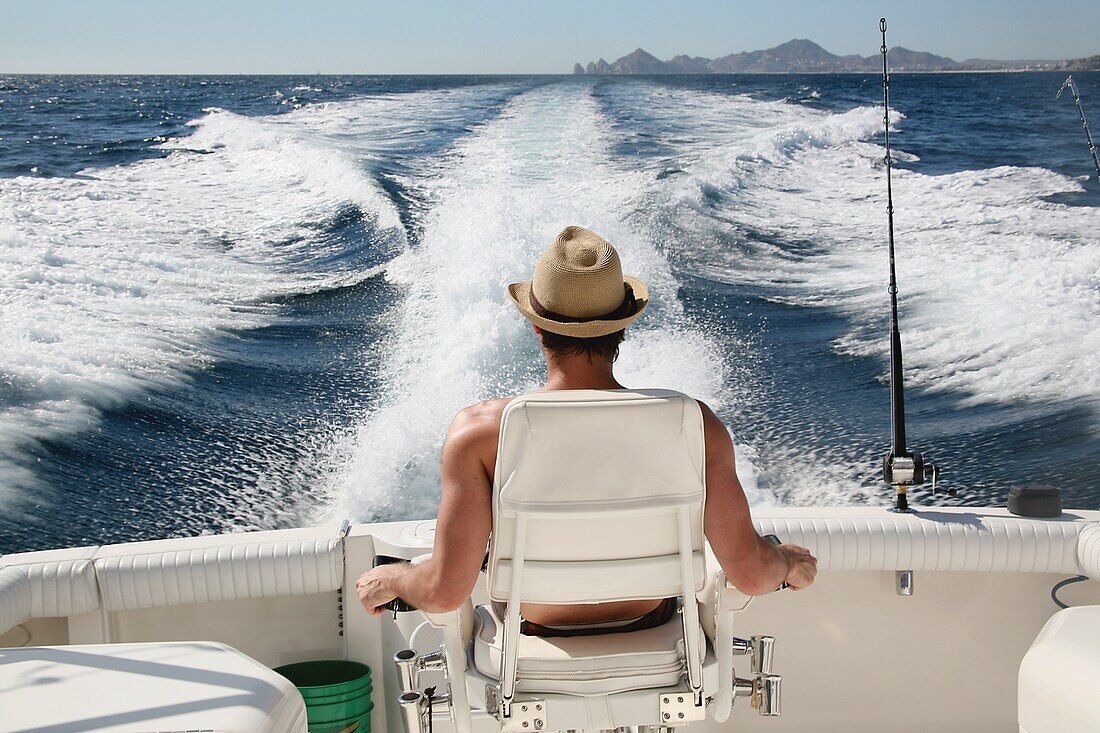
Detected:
left=3, top=69, right=1090, bottom=77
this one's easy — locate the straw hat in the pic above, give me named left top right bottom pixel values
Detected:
left=507, top=226, right=649, bottom=338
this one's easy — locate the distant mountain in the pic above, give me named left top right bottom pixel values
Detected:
left=881, top=47, right=956, bottom=70
left=573, top=38, right=1074, bottom=74
left=607, top=48, right=670, bottom=74
left=709, top=39, right=862, bottom=73
left=1064, top=54, right=1100, bottom=71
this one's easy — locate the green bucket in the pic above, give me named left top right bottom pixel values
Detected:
left=276, top=660, right=373, bottom=733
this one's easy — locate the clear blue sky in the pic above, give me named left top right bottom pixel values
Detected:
left=2, top=0, right=1097, bottom=74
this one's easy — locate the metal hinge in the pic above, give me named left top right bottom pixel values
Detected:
left=485, top=686, right=546, bottom=732
left=660, top=691, right=707, bottom=724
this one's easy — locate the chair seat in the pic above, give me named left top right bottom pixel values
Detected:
left=472, top=604, right=697, bottom=695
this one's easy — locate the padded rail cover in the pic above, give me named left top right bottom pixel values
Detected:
left=0, top=546, right=101, bottom=633
left=1077, top=523, right=1100, bottom=579
left=753, top=508, right=1094, bottom=575
left=0, top=567, right=30, bottom=637
left=20, top=558, right=101, bottom=617
left=94, top=536, right=342, bottom=611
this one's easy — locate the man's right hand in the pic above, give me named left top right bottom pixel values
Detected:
left=776, top=544, right=817, bottom=590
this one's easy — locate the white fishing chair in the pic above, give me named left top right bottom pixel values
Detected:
left=395, top=390, right=781, bottom=733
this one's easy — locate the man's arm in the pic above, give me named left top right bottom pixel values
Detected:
left=700, top=402, right=817, bottom=594
left=356, top=406, right=494, bottom=615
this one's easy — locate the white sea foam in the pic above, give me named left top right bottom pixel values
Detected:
left=324, top=84, right=773, bottom=522
left=0, top=87, right=525, bottom=501
left=643, top=89, right=1100, bottom=411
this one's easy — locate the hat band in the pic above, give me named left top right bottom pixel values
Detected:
left=529, top=284, right=637, bottom=324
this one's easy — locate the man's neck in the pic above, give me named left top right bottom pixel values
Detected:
left=542, top=354, right=624, bottom=391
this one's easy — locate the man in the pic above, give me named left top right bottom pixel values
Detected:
left=357, top=226, right=817, bottom=629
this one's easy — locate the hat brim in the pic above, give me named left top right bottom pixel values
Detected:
left=506, top=276, right=649, bottom=338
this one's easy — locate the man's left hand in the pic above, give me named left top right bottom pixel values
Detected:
left=356, top=564, right=401, bottom=616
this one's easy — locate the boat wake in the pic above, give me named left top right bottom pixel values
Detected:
left=639, top=87, right=1100, bottom=409
left=322, top=83, right=769, bottom=522
left=3, top=77, right=1098, bottom=538
left=0, top=84, right=523, bottom=507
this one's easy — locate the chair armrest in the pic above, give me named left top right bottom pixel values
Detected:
left=408, top=554, right=474, bottom=733
left=697, top=565, right=754, bottom=642
left=708, top=570, right=755, bottom=723
left=407, top=553, right=476, bottom=647
left=421, top=600, right=475, bottom=649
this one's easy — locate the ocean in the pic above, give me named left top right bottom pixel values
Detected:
left=1, top=72, right=1098, bottom=554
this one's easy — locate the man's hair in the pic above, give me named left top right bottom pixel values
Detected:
left=539, top=329, right=626, bottom=362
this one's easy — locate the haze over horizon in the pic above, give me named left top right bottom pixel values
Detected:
left=2, top=0, right=1098, bottom=75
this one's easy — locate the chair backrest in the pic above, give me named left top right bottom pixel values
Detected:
left=486, top=389, right=708, bottom=702
left=487, top=389, right=706, bottom=604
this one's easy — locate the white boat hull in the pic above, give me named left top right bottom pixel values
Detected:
left=3, top=505, right=1099, bottom=732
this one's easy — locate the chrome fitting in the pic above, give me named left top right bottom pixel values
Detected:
left=394, top=648, right=447, bottom=694
left=419, top=650, right=445, bottom=672
left=398, top=691, right=428, bottom=733
left=394, top=649, right=419, bottom=693
left=734, top=673, right=782, bottom=717
left=896, top=569, right=914, bottom=596
left=394, top=649, right=455, bottom=732
left=732, top=634, right=781, bottom=716
left=751, top=635, right=774, bottom=676
left=756, top=674, right=782, bottom=716
left=732, top=635, right=774, bottom=674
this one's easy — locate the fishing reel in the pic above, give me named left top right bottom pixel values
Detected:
left=883, top=450, right=950, bottom=511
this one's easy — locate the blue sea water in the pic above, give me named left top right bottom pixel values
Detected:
left=1, top=72, right=1098, bottom=553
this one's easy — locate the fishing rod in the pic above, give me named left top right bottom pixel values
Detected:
left=877, top=18, right=946, bottom=511
left=1057, top=76, right=1100, bottom=180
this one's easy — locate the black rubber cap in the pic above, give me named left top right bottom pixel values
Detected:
left=1008, top=485, right=1062, bottom=518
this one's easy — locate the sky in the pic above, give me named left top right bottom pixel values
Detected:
left=2, top=0, right=1098, bottom=75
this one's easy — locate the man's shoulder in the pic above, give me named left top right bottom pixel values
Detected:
left=446, top=397, right=513, bottom=445
left=455, top=397, right=513, bottom=424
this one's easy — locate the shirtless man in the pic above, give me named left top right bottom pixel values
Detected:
left=357, top=226, right=817, bottom=626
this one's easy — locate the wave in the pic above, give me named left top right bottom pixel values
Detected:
left=0, top=86, right=533, bottom=502
left=322, top=83, right=774, bottom=522
left=640, top=88, right=1100, bottom=411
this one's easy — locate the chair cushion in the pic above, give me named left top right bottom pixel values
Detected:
left=472, top=604, right=695, bottom=695
left=1019, top=606, right=1100, bottom=733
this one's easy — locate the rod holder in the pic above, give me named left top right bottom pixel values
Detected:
left=395, top=649, right=419, bottom=693
left=734, top=673, right=782, bottom=717
left=398, top=691, right=428, bottom=733
left=394, top=649, right=455, bottom=733
left=394, top=648, right=446, bottom=695
left=756, top=674, right=782, bottom=716
left=732, top=634, right=782, bottom=716
left=751, top=635, right=774, bottom=676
